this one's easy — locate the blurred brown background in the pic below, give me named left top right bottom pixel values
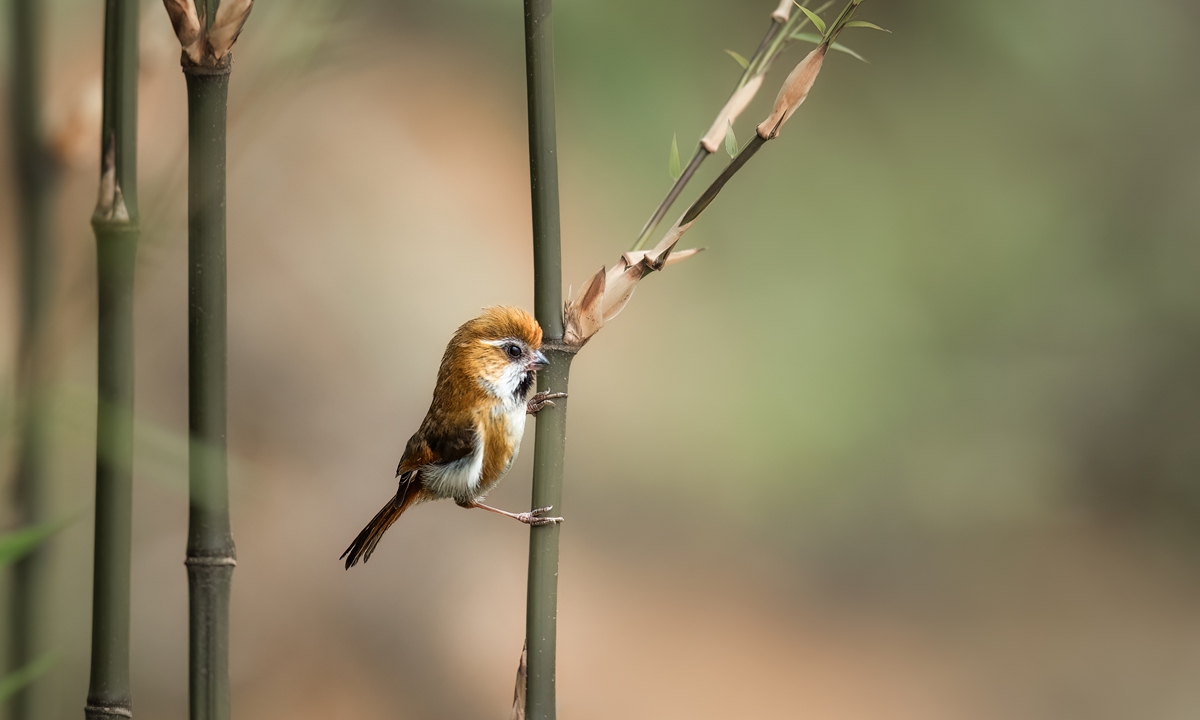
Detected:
left=3, top=0, right=1200, bottom=718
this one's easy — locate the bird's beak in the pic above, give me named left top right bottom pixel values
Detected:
left=529, top=350, right=549, bottom=371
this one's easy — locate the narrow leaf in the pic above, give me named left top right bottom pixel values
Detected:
left=0, top=653, right=58, bottom=701
left=843, top=20, right=890, bottom=32
left=830, top=41, right=867, bottom=63
left=0, top=520, right=68, bottom=567
left=789, top=32, right=823, bottom=44
left=724, top=121, right=738, bottom=158
left=796, top=5, right=826, bottom=35
left=668, top=133, right=681, bottom=180
left=509, top=643, right=527, bottom=720
left=724, top=49, right=750, bottom=69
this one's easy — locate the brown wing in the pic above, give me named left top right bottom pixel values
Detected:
left=395, top=412, right=478, bottom=477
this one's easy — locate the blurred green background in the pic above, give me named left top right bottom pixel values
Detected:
left=2, top=0, right=1200, bottom=718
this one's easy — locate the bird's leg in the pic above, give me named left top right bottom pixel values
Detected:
left=527, top=391, right=567, bottom=415
left=470, top=502, right=564, bottom=526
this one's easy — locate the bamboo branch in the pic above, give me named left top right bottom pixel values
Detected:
left=522, top=0, right=569, bottom=718
left=7, top=1, right=60, bottom=717
left=629, top=0, right=831, bottom=251
left=162, top=1, right=255, bottom=719
left=565, top=0, right=884, bottom=345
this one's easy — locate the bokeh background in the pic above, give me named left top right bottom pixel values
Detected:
left=3, top=0, right=1200, bottom=718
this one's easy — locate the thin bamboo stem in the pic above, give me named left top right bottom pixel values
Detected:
left=751, top=17, right=784, bottom=59
left=85, top=0, right=140, bottom=718
left=525, top=351, right=570, bottom=720
left=627, top=18, right=774, bottom=252
left=525, top=0, right=563, bottom=337
left=184, top=54, right=235, bottom=720
left=630, top=2, right=827, bottom=252
left=631, top=146, right=706, bottom=251
left=680, top=134, right=768, bottom=226
left=522, top=0, right=569, bottom=718
left=7, top=0, right=59, bottom=717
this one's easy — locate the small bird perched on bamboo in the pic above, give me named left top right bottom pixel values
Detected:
left=342, top=306, right=566, bottom=569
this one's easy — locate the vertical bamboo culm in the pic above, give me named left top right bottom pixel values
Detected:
left=185, top=54, right=234, bottom=720
left=7, top=0, right=59, bottom=717
left=522, top=0, right=570, bottom=718
left=184, top=57, right=234, bottom=720
left=160, top=0, right=253, bottom=715
left=164, top=0, right=255, bottom=717
left=86, top=0, right=140, bottom=718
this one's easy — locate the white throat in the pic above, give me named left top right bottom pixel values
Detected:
left=479, top=363, right=529, bottom=407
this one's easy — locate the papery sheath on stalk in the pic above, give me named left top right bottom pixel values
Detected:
left=163, top=0, right=202, bottom=63
left=562, top=236, right=702, bottom=348
left=700, top=75, right=764, bottom=153
left=757, top=0, right=886, bottom=139
left=208, top=0, right=253, bottom=59
left=163, top=0, right=253, bottom=66
left=756, top=43, right=827, bottom=139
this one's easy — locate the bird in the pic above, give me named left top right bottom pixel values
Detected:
left=342, top=306, right=567, bottom=569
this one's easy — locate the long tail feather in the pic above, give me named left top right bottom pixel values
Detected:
left=342, top=482, right=419, bottom=569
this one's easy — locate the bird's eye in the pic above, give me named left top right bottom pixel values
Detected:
left=505, top=343, right=522, bottom=359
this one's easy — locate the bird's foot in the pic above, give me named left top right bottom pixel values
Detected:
left=471, top=502, right=564, bottom=526
left=515, top=506, right=564, bottom=526
left=526, top=391, right=567, bottom=415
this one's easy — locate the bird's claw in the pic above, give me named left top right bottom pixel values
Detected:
left=516, top=505, right=564, bottom=526
left=527, top=391, right=568, bottom=415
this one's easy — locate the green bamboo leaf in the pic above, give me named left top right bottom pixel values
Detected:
left=668, top=133, right=681, bottom=180
left=0, top=520, right=68, bottom=567
left=724, top=49, right=750, bottom=69
left=789, top=32, right=823, bottom=44
left=795, top=5, right=826, bottom=35
left=0, top=653, right=58, bottom=701
left=724, top=121, right=738, bottom=158
left=843, top=20, right=890, bottom=32
left=830, top=41, right=867, bottom=63
left=793, top=0, right=835, bottom=26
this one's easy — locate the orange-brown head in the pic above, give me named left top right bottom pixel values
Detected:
left=435, top=307, right=546, bottom=407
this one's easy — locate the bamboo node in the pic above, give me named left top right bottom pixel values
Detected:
left=539, top=340, right=580, bottom=355
left=561, top=230, right=702, bottom=348
left=181, top=53, right=233, bottom=75
left=84, top=704, right=133, bottom=719
left=184, top=556, right=237, bottom=566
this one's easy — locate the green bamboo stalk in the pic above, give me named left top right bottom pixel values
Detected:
left=184, top=54, right=235, bottom=720
left=159, top=1, right=253, bottom=716
left=86, top=0, right=140, bottom=718
left=7, top=0, right=59, bottom=718
left=522, top=0, right=570, bottom=717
